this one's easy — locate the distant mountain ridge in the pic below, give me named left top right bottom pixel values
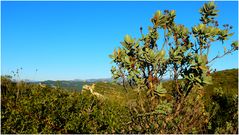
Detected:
left=40, top=78, right=112, bottom=83
left=83, top=78, right=112, bottom=83
left=30, top=78, right=113, bottom=92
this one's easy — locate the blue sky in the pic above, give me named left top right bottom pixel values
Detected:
left=1, top=1, right=238, bottom=81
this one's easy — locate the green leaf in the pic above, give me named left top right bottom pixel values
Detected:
left=228, top=32, right=234, bottom=37
left=159, top=49, right=166, bottom=58
left=195, top=77, right=202, bottom=83
left=124, top=34, right=132, bottom=44
left=155, top=10, right=161, bottom=18
left=109, top=54, right=114, bottom=59
left=155, top=100, right=173, bottom=115
left=231, top=41, right=238, bottom=50
left=125, top=56, right=130, bottom=63
left=156, top=83, right=167, bottom=94
left=203, top=75, right=212, bottom=84
left=189, top=73, right=194, bottom=80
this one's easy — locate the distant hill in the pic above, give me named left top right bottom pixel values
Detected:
left=83, top=78, right=112, bottom=83
left=33, top=78, right=112, bottom=91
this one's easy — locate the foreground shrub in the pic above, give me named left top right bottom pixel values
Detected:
left=1, top=77, right=130, bottom=134
left=124, top=87, right=208, bottom=134
left=109, top=1, right=238, bottom=134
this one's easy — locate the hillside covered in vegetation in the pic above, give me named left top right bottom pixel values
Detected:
left=1, top=69, right=238, bottom=134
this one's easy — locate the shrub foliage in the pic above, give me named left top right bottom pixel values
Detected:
left=109, top=1, right=238, bottom=133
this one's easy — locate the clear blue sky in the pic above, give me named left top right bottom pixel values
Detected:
left=1, top=1, right=238, bottom=81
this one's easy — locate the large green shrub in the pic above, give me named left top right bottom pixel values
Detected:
left=110, top=1, right=237, bottom=99
left=109, top=1, right=238, bottom=133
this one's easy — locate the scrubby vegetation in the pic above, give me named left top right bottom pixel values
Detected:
left=1, top=69, right=238, bottom=133
left=1, top=1, right=238, bottom=134
left=1, top=76, right=130, bottom=134
left=204, top=69, right=238, bottom=133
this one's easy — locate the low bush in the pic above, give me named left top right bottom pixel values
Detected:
left=1, top=76, right=130, bottom=134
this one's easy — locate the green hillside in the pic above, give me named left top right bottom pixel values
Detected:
left=1, top=69, right=238, bottom=134
left=40, top=80, right=91, bottom=92
left=205, top=68, right=238, bottom=95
